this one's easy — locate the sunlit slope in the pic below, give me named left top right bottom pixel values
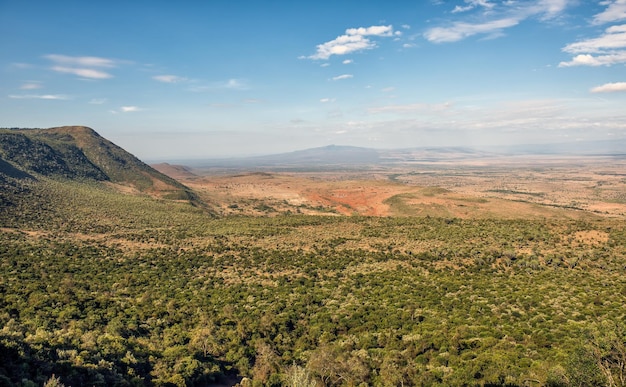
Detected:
left=0, top=126, right=196, bottom=200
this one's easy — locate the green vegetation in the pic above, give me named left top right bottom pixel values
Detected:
left=0, top=127, right=196, bottom=202
left=2, top=175, right=626, bottom=386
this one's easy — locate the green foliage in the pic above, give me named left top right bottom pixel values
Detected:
left=1, top=177, right=626, bottom=385
left=0, top=127, right=193, bottom=200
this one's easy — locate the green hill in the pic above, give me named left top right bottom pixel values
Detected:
left=0, top=126, right=196, bottom=200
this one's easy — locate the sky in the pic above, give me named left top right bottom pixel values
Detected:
left=1, top=0, right=626, bottom=160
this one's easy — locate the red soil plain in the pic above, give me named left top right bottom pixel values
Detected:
left=153, top=155, right=626, bottom=220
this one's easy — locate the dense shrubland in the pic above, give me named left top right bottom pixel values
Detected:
left=1, top=178, right=626, bottom=386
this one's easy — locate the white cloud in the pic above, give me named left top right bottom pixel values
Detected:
left=342, top=59, right=353, bottom=64
left=332, top=74, right=353, bottom=81
left=11, top=63, right=33, bottom=69
left=424, top=0, right=569, bottom=43
left=44, top=54, right=116, bottom=67
left=153, top=74, right=187, bottom=83
left=20, top=82, right=42, bottom=90
left=559, top=24, right=626, bottom=66
left=89, top=98, right=107, bottom=104
left=8, top=94, right=69, bottom=100
left=51, top=66, right=113, bottom=79
left=452, top=0, right=495, bottom=14
left=224, top=78, right=248, bottom=89
left=308, top=25, right=395, bottom=60
left=425, top=18, right=519, bottom=43
left=593, top=0, right=626, bottom=24
left=320, top=63, right=330, bottom=67
left=320, top=98, right=336, bottom=103
left=121, top=106, right=141, bottom=112
left=345, top=25, right=394, bottom=36
left=590, top=81, right=626, bottom=92
left=559, top=52, right=626, bottom=66
left=562, top=25, right=626, bottom=54
left=45, top=54, right=118, bottom=79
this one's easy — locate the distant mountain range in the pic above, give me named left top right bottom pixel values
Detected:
left=0, top=126, right=195, bottom=200
left=177, top=138, right=626, bottom=170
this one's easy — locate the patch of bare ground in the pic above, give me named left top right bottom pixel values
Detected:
left=166, top=155, right=626, bottom=219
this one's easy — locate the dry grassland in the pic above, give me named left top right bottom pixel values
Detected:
left=156, top=155, right=626, bottom=219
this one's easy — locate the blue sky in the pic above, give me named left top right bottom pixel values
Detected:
left=1, top=0, right=626, bottom=160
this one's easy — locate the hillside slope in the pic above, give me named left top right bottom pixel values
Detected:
left=0, top=126, right=196, bottom=200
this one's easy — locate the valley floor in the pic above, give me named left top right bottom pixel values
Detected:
left=156, top=155, right=626, bottom=219
left=2, top=156, right=626, bottom=386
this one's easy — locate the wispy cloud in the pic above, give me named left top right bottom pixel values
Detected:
left=51, top=66, right=113, bottom=79
left=120, top=106, right=141, bottom=112
left=342, top=59, right=353, bottom=64
left=368, top=101, right=452, bottom=114
left=424, top=0, right=569, bottom=43
left=559, top=51, right=626, bottom=66
left=187, top=78, right=250, bottom=92
left=332, top=74, right=353, bottom=81
left=8, top=94, right=69, bottom=100
left=593, top=0, right=626, bottom=24
left=223, top=78, right=248, bottom=89
left=44, top=54, right=118, bottom=79
left=11, top=63, right=33, bottom=69
left=320, top=98, right=336, bottom=103
left=558, top=1, right=626, bottom=67
left=153, top=74, right=187, bottom=83
left=559, top=24, right=626, bottom=66
left=45, top=54, right=116, bottom=67
left=452, top=0, right=495, bottom=14
left=562, top=25, right=626, bottom=54
left=307, top=25, right=396, bottom=60
left=89, top=98, right=107, bottom=104
left=20, top=82, right=42, bottom=90
left=590, top=81, right=626, bottom=92
left=425, top=18, right=519, bottom=43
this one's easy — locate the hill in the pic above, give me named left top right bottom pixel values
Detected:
left=186, top=145, right=381, bottom=170
left=0, top=126, right=196, bottom=200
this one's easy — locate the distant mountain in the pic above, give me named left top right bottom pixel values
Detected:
left=187, top=145, right=381, bottom=169
left=184, top=139, right=626, bottom=170
left=254, top=145, right=380, bottom=165
left=0, top=126, right=196, bottom=200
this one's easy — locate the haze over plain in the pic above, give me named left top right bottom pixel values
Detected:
left=1, top=0, right=625, bottom=159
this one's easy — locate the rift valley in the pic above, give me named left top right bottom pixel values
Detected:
left=1, top=127, right=625, bottom=386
